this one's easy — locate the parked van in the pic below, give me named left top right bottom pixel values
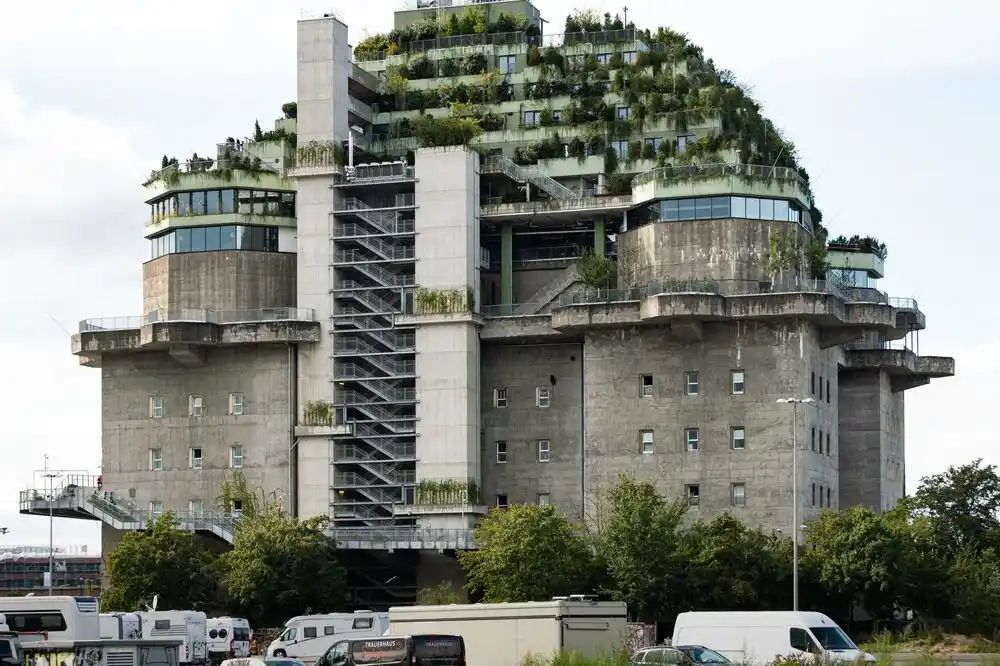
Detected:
left=316, top=635, right=465, bottom=666
left=207, top=617, right=252, bottom=664
left=267, top=612, right=389, bottom=664
left=0, top=596, right=99, bottom=642
left=140, top=610, right=208, bottom=665
left=100, top=612, right=143, bottom=640
left=0, top=614, right=24, bottom=665
left=672, top=611, right=875, bottom=664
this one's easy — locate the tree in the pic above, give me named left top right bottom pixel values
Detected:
left=101, top=512, right=217, bottom=612
left=909, top=459, right=1000, bottom=556
left=417, top=581, right=462, bottom=605
left=459, top=504, right=595, bottom=602
left=221, top=504, right=347, bottom=626
left=597, top=475, right=687, bottom=622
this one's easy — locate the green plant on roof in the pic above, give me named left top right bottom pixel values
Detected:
left=828, top=234, right=888, bottom=261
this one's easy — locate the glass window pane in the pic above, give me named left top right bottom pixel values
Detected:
left=175, top=228, right=192, bottom=253
left=191, top=191, right=206, bottom=215
left=788, top=203, right=801, bottom=223
left=238, top=225, right=253, bottom=249
left=694, top=198, right=712, bottom=219
left=773, top=200, right=789, bottom=222
left=279, top=192, right=295, bottom=217
left=190, top=227, right=207, bottom=252
left=759, top=198, right=775, bottom=221
left=205, top=226, right=221, bottom=251
left=177, top=193, right=191, bottom=216
left=662, top=199, right=679, bottom=222
left=167, top=232, right=176, bottom=254
left=237, top=190, right=253, bottom=215
left=677, top=199, right=696, bottom=221
left=150, top=239, right=156, bottom=260
left=731, top=196, right=746, bottom=218
left=265, top=227, right=279, bottom=251
left=711, top=196, right=730, bottom=218
left=205, top=191, right=220, bottom=214
left=745, top=197, right=761, bottom=219
left=253, top=192, right=267, bottom=215
left=220, top=226, right=237, bottom=250
left=250, top=226, right=265, bottom=249
left=221, top=189, right=235, bottom=214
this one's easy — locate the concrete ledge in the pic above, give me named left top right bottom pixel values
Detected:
left=394, top=504, right=489, bottom=517
left=395, top=312, right=484, bottom=327
left=843, top=350, right=955, bottom=392
left=295, top=424, right=353, bottom=438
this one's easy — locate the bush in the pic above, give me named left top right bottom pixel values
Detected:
left=521, top=653, right=628, bottom=666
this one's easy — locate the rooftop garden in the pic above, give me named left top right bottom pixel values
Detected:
left=828, top=235, right=888, bottom=261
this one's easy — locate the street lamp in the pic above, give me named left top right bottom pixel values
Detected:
left=776, top=397, right=816, bottom=611
left=40, top=455, right=63, bottom=596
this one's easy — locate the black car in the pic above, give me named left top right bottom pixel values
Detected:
left=630, top=645, right=730, bottom=665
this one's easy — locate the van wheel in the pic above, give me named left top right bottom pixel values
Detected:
left=273, top=651, right=286, bottom=657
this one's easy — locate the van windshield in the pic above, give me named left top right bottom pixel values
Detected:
left=413, top=635, right=463, bottom=664
left=809, top=626, right=856, bottom=651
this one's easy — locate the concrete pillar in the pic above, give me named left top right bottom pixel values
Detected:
left=500, top=222, right=513, bottom=305
left=593, top=218, right=605, bottom=257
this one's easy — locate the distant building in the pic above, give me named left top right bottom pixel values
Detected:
left=0, top=546, right=102, bottom=596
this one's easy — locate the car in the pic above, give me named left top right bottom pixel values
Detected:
left=630, top=645, right=731, bottom=665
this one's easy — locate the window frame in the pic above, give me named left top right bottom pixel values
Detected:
left=523, top=110, right=541, bottom=126
left=536, top=439, right=551, bottom=462
left=537, top=493, right=551, bottom=506
left=641, top=429, right=654, bottom=454
left=685, top=484, right=700, bottom=506
left=189, top=447, right=203, bottom=470
left=684, top=427, right=700, bottom=452
left=189, top=499, right=203, bottom=516
left=495, top=440, right=508, bottom=464
left=149, top=501, right=164, bottom=517
left=731, top=369, right=746, bottom=395
left=640, top=374, right=654, bottom=398
left=150, top=396, right=163, bottom=419
left=731, top=482, right=747, bottom=507
left=535, top=386, right=551, bottom=408
left=493, top=388, right=508, bottom=408
left=230, top=445, right=244, bottom=469
left=498, top=54, right=517, bottom=74
left=684, top=371, right=700, bottom=396
left=495, top=493, right=508, bottom=508
left=730, top=426, right=746, bottom=450
left=188, top=394, right=203, bottom=417
left=149, top=448, right=163, bottom=471
left=229, top=392, right=244, bottom=416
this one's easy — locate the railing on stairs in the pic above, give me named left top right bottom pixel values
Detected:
left=516, top=262, right=582, bottom=315
left=481, top=155, right=578, bottom=200
left=340, top=198, right=404, bottom=235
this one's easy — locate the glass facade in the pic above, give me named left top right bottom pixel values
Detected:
left=637, top=196, right=810, bottom=230
left=149, top=189, right=295, bottom=224
left=150, top=225, right=280, bottom=260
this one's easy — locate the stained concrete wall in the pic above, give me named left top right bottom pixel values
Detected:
left=99, top=346, right=294, bottom=517
left=142, top=251, right=296, bottom=314
left=838, top=370, right=905, bottom=511
left=618, top=219, right=809, bottom=286
left=480, top=343, right=584, bottom=517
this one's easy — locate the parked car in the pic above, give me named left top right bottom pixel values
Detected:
left=630, top=645, right=730, bottom=665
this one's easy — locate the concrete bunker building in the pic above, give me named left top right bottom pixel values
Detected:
left=21, top=0, right=954, bottom=608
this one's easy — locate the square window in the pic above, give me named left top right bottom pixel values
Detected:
left=596, top=53, right=610, bottom=65
left=676, top=135, right=696, bottom=152
left=149, top=448, right=163, bottom=471
left=189, top=448, right=203, bottom=470
left=640, top=374, right=654, bottom=398
left=496, top=493, right=508, bottom=508
left=641, top=430, right=654, bottom=454
left=499, top=55, right=517, bottom=74
left=731, top=483, right=746, bottom=507
left=731, top=370, right=746, bottom=395
left=623, top=51, right=637, bottom=64
left=685, top=484, right=700, bottom=506
left=149, top=501, right=164, bottom=517
left=189, top=499, right=203, bottom=516
left=495, top=441, right=508, bottom=464
left=535, top=386, right=551, bottom=408
left=617, top=106, right=631, bottom=120
left=188, top=395, right=203, bottom=417
left=230, top=445, right=244, bottom=469
left=684, top=371, right=700, bottom=395
left=494, top=388, right=508, bottom=408
left=826, top=432, right=831, bottom=455
left=730, top=426, right=746, bottom=450
left=536, top=439, right=551, bottom=462
left=303, top=627, right=317, bottom=640
left=537, top=493, right=551, bottom=506
left=232, top=499, right=243, bottom=513
left=523, top=110, right=540, bottom=126
left=685, top=428, right=700, bottom=452
left=149, top=396, right=163, bottom=419
left=229, top=392, right=244, bottom=416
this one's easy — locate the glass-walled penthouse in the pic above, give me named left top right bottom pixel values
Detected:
left=149, top=225, right=281, bottom=259
left=149, top=189, right=296, bottom=224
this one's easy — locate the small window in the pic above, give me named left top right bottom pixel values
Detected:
left=640, top=374, right=654, bottom=398
left=811, top=427, right=816, bottom=451
left=811, top=371, right=816, bottom=394
left=496, top=493, right=508, bottom=508
left=230, top=445, right=244, bottom=469
left=188, top=394, right=203, bottom=417
left=731, top=370, right=746, bottom=395
left=537, top=493, right=551, bottom=506
left=812, top=483, right=816, bottom=507
left=827, top=486, right=831, bottom=507
left=232, top=499, right=244, bottom=513
left=819, top=429, right=824, bottom=452
left=189, top=448, right=203, bottom=470
left=149, top=501, right=164, bottom=517
left=149, top=396, right=163, bottom=419
left=303, top=627, right=317, bottom=639
left=676, top=134, right=696, bottom=152
left=819, top=485, right=825, bottom=508
left=149, top=448, right=163, bottom=471
left=684, top=371, right=699, bottom=395
left=495, top=441, right=508, bottom=464
left=641, top=430, right=654, bottom=454
left=494, top=388, right=508, bottom=408
left=209, top=630, right=218, bottom=639
left=189, top=499, right=203, bottom=516
left=826, top=432, right=831, bottom=455
left=826, top=379, right=831, bottom=403
left=685, top=485, right=700, bottom=506
left=324, top=626, right=336, bottom=636
left=536, top=439, right=551, bottom=462
left=498, top=54, right=517, bottom=74
left=818, top=377, right=824, bottom=401
left=617, top=106, right=631, bottom=120
left=731, top=483, right=746, bottom=507
left=523, top=110, right=541, bottom=126
left=229, top=392, right=244, bottom=416
left=644, top=137, right=662, bottom=151
left=623, top=51, right=637, bottom=65
left=596, top=53, right=610, bottom=65
left=535, top=386, right=551, bottom=408
left=685, top=428, right=700, bottom=452
left=730, top=427, right=746, bottom=450
left=352, top=617, right=373, bottom=630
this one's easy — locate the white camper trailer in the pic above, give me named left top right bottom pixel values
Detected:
left=267, top=612, right=388, bottom=664
left=206, top=617, right=251, bottom=664
left=100, top=613, right=143, bottom=640
left=0, top=596, right=99, bottom=642
left=140, top=611, right=208, bottom=665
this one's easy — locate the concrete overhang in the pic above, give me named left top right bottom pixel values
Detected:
left=295, top=424, right=353, bottom=438
left=72, top=320, right=320, bottom=367
left=395, top=312, right=484, bottom=327
left=481, top=315, right=569, bottom=341
left=480, top=195, right=633, bottom=223
left=842, top=350, right=955, bottom=392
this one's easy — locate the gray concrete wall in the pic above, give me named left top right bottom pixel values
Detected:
left=100, top=346, right=294, bottom=516
left=480, top=343, right=584, bottom=518
left=142, top=251, right=296, bottom=314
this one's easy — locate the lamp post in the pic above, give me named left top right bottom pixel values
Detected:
left=776, top=397, right=815, bottom=611
left=41, top=455, right=63, bottom=596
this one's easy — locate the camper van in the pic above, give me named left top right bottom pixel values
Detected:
left=672, top=611, right=876, bottom=664
left=206, top=617, right=251, bottom=664
left=267, top=612, right=388, bottom=664
left=0, top=596, right=99, bottom=642
left=140, top=610, right=208, bottom=665
left=100, top=613, right=143, bottom=640
left=0, top=614, right=23, bottom=665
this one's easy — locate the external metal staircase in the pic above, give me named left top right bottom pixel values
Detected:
left=482, top=154, right=578, bottom=199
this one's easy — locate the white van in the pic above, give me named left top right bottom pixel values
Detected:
left=0, top=595, right=99, bottom=642
left=141, top=610, right=209, bottom=665
left=672, top=611, right=875, bottom=664
left=267, top=612, right=389, bottom=664
left=100, top=612, right=143, bottom=639
left=207, top=617, right=252, bottom=664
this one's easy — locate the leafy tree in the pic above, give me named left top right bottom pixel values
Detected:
left=417, top=581, right=462, bottom=605
left=459, top=504, right=595, bottom=602
left=221, top=504, right=346, bottom=626
left=948, top=548, right=1000, bottom=636
left=101, top=512, right=217, bottom=612
left=597, top=475, right=687, bottom=622
left=910, top=459, right=1000, bottom=556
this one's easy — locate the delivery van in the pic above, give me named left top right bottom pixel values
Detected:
left=672, top=611, right=876, bottom=664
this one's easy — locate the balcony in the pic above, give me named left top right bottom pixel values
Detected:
left=827, top=248, right=886, bottom=280
left=480, top=194, right=633, bottom=222
left=143, top=161, right=292, bottom=201
left=631, top=163, right=812, bottom=210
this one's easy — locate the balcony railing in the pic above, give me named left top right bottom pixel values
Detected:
left=631, top=163, right=808, bottom=190
left=79, top=307, right=315, bottom=333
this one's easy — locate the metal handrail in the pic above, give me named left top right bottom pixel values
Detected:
left=631, top=163, right=809, bottom=190
left=80, top=307, right=315, bottom=333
